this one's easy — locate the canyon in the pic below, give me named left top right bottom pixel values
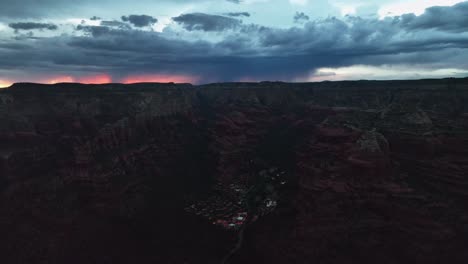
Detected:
left=1, top=79, right=468, bottom=263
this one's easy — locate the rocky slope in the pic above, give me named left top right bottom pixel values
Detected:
left=1, top=79, right=468, bottom=264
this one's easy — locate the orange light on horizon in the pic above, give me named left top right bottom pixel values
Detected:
left=0, top=79, right=13, bottom=88
left=78, top=74, right=112, bottom=84
left=46, top=76, right=75, bottom=84
left=3, top=73, right=197, bottom=87
left=121, top=74, right=199, bottom=84
left=43, top=74, right=112, bottom=84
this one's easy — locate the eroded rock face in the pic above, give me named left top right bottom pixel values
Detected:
left=1, top=79, right=468, bottom=264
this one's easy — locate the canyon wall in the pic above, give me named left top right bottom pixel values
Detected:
left=1, top=78, right=468, bottom=264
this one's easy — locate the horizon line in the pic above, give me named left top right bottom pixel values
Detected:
left=3, top=76, right=468, bottom=89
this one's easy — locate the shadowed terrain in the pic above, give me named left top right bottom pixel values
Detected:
left=1, top=79, right=468, bottom=263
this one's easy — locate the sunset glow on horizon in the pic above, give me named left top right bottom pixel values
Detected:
left=44, top=74, right=112, bottom=84
left=1, top=74, right=201, bottom=87
left=0, top=79, right=12, bottom=88
left=78, top=74, right=113, bottom=84
left=46, top=76, right=75, bottom=84
left=121, top=74, right=200, bottom=84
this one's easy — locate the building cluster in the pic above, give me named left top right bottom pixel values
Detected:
left=185, top=167, right=288, bottom=230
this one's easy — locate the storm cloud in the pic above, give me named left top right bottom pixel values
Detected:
left=1, top=0, right=468, bottom=84
left=399, top=1, right=468, bottom=32
left=9, top=22, right=58, bottom=31
left=121, top=15, right=158, bottom=27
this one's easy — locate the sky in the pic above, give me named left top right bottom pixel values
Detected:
left=1, top=0, right=468, bottom=87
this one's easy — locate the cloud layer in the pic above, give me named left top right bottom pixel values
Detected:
left=0, top=1, right=468, bottom=84
left=9, top=22, right=58, bottom=31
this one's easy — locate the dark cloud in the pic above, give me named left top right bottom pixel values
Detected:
left=294, top=12, right=309, bottom=23
left=4, top=14, right=467, bottom=82
left=76, top=25, right=111, bottom=37
left=172, top=13, right=241, bottom=31
left=13, top=31, right=38, bottom=40
left=121, top=15, right=157, bottom=27
left=225, top=12, right=250, bottom=17
left=8, top=22, right=58, bottom=32
left=397, top=1, right=468, bottom=32
left=1, top=2, right=468, bottom=83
